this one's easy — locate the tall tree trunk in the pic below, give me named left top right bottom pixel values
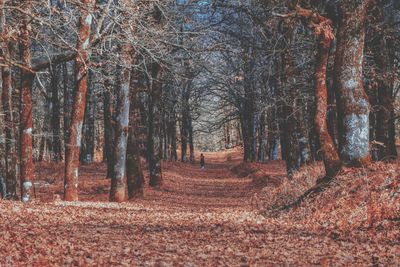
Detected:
left=267, top=78, right=279, bottom=161
left=109, top=45, right=132, bottom=202
left=1, top=64, right=17, bottom=199
left=103, top=78, right=114, bottom=178
left=19, top=0, right=34, bottom=202
left=280, top=25, right=299, bottom=177
left=50, top=64, right=62, bottom=162
left=80, top=70, right=95, bottom=164
left=147, top=63, right=163, bottom=187
left=334, top=0, right=371, bottom=166
left=126, top=71, right=144, bottom=199
left=162, top=111, right=168, bottom=160
left=281, top=104, right=299, bottom=177
left=138, top=92, right=148, bottom=158
left=257, top=112, right=266, bottom=162
left=314, top=36, right=342, bottom=178
left=294, top=5, right=342, bottom=178
left=180, top=91, right=189, bottom=162
left=240, top=116, right=250, bottom=161
left=63, top=62, right=72, bottom=156
left=327, top=72, right=338, bottom=147
left=1, top=2, right=17, bottom=199
left=169, top=112, right=178, bottom=161
left=240, top=36, right=258, bottom=162
left=64, top=0, right=93, bottom=201
left=188, top=117, right=195, bottom=163
left=267, top=115, right=279, bottom=161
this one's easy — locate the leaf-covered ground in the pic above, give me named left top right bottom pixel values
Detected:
left=0, top=150, right=399, bottom=266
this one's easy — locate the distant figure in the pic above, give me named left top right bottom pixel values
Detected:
left=200, top=153, right=205, bottom=169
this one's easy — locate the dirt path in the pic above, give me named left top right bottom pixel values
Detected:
left=140, top=152, right=260, bottom=210
left=0, top=152, right=398, bottom=266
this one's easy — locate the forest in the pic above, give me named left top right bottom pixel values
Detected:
left=0, top=0, right=399, bottom=265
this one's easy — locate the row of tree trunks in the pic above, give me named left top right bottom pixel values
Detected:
left=64, top=0, right=94, bottom=201
left=161, top=105, right=178, bottom=162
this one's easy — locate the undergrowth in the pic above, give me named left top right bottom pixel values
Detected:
left=254, top=162, right=400, bottom=233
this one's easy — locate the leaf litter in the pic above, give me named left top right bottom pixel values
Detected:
left=0, top=149, right=398, bottom=266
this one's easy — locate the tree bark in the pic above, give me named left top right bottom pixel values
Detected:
left=80, top=70, right=95, bottom=164
left=315, top=36, right=342, bottom=178
left=169, top=112, right=178, bottom=161
left=257, top=112, right=266, bottom=162
left=103, top=78, right=114, bottom=178
left=267, top=78, right=279, bottom=161
left=188, top=117, right=195, bottom=163
left=294, top=5, right=342, bottom=178
left=50, top=64, right=62, bottom=162
left=19, top=0, right=34, bottom=202
left=242, top=46, right=258, bottom=162
left=64, top=0, right=93, bottom=201
left=127, top=71, right=144, bottom=199
left=63, top=62, right=71, bottom=154
left=147, top=63, right=163, bottom=187
left=109, top=44, right=133, bottom=203
left=334, top=0, right=371, bottom=166
left=0, top=2, right=17, bottom=199
left=180, top=89, right=189, bottom=162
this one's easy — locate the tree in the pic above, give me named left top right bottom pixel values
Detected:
left=109, top=43, right=133, bottom=202
left=127, top=70, right=144, bottom=199
left=19, top=0, right=34, bottom=202
left=293, top=5, right=342, bottom=179
left=0, top=0, right=17, bottom=199
left=64, top=0, right=94, bottom=201
left=334, top=0, right=372, bottom=166
left=147, top=62, right=163, bottom=187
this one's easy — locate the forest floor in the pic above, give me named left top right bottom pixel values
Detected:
left=0, top=148, right=399, bottom=266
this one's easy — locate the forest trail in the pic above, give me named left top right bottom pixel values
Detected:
left=0, top=150, right=398, bottom=266
left=139, top=150, right=265, bottom=210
